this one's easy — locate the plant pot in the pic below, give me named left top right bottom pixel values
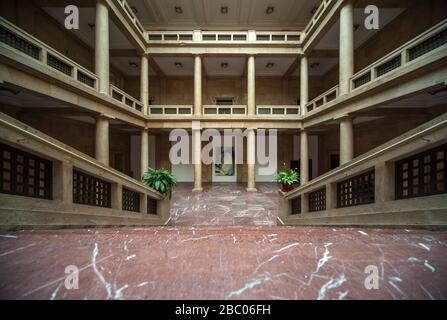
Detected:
left=282, top=183, right=295, bottom=192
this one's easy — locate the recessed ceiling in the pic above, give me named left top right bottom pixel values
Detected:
left=203, top=57, right=245, bottom=76
left=152, top=56, right=194, bottom=76
left=255, top=57, right=295, bottom=76
left=128, top=0, right=322, bottom=30
left=316, top=8, right=405, bottom=50
left=111, top=57, right=157, bottom=77
left=292, top=57, right=338, bottom=77
left=43, top=7, right=134, bottom=50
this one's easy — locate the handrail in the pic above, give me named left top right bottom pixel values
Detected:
left=303, top=19, right=447, bottom=115
left=148, top=105, right=193, bottom=116
left=116, top=0, right=145, bottom=35
left=285, top=113, right=447, bottom=200
left=306, top=85, right=338, bottom=112
left=350, top=19, right=447, bottom=90
left=109, top=84, right=143, bottom=112
left=203, top=105, right=247, bottom=115
left=256, top=105, right=301, bottom=116
left=146, top=30, right=301, bottom=43
left=0, top=112, right=164, bottom=200
left=302, top=0, right=333, bottom=41
left=0, top=16, right=98, bottom=90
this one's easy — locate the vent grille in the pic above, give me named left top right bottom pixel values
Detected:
left=47, top=54, right=72, bottom=76
left=0, top=26, right=39, bottom=59
left=0, top=143, right=52, bottom=199
left=337, top=170, right=375, bottom=208
left=308, top=187, right=326, bottom=212
left=122, top=187, right=140, bottom=212
left=409, top=29, right=447, bottom=61
left=73, top=169, right=111, bottom=208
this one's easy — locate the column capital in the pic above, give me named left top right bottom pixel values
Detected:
left=97, top=113, right=115, bottom=120
left=334, top=113, right=352, bottom=121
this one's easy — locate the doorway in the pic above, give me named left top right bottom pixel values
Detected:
left=212, top=147, right=237, bottom=182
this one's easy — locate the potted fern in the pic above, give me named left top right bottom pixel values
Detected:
left=274, top=169, right=300, bottom=192
left=142, top=167, right=177, bottom=199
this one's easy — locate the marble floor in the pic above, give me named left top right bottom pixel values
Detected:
left=171, top=183, right=279, bottom=226
left=1, top=226, right=446, bottom=299
left=0, top=183, right=446, bottom=300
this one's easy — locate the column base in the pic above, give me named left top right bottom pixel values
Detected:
left=192, top=187, right=203, bottom=193
left=246, top=187, right=257, bottom=192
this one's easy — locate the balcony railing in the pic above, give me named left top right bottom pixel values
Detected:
left=306, top=86, right=338, bottom=113
left=117, top=0, right=145, bottom=35
left=148, top=105, right=193, bottom=116
left=203, top=105, right=247, bottom=115
left=0, top=17, right=148, bottom=116
left=279, top=112, right=447, bottom=226
left=0, top=112, right=171, bottom=228
left=302, top=0, right=334, bottom=42
left=147, top=30, right=301, bottom=44
left=303, top=19, right=447, bottom=116
left=350, top=19, right=447, bottom=90
left=0, top=17, right=99, bottom=91
left=257, top=105, right=301, bottom=116
left=110, top=84, right=143, bottom=112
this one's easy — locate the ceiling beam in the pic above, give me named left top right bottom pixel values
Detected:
left=34, top=0, right=94, bottom=7
left=110, top=49, right=139, bottom=58
left=310, top=49, right=339, bottom=58
left=354, top=0, right=408, bottom=8
left=284, top=57, right=300, bottom=77
left=149, top=57, right=166, bottom=77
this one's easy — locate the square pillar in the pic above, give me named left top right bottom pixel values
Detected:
left=375, top=161, right=395, bottom=203
left=111, top=183, right=122, bottom=210
left=53, top=162, right=73, bottom=204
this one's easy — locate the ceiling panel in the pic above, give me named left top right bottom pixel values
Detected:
left=256, top=57, right=295, bottom=76
left=203, top=57, right=245, bottom=76
left=316, top=8, right=405, bottom=50
left=130, top=0, right=322, bottom=30
left=43, top=7, right=134, bottom=50
left=153, top=57, right=194, bottom=76
left=111, top=57, right=157, bottom=77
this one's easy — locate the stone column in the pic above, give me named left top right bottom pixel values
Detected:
left=300, top=55, right=308, bottom=115
left=339, top=116, right=354, bottom=165
left=246, top=128, right=257, bottom=192
left=140, top=128, right=149, bottom=178
left=300, top=130, right=309, bottom=184
left=247, top=55, right=256, bottom=116
left=95, top=0, right=109, bottom=94
left=339, top=0, right=354, bottom=95
left=194, top=55, right=202, bottom=116
left=192, top=125, right=202, bottom=192
left=95, top=115, right=109, bottom=165
left=140, top=54, right=149, bottom=115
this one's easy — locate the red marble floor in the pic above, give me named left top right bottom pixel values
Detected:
left=0, top=183, right=446, bottom=300
left=1, top=226, right=446, bottom=299
left=171, top=183, right=279, bottom=226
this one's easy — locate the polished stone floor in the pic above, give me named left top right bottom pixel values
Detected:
left=171, top=183, right=279, bottom=226
left=0, top=183, right=446, bottom=300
